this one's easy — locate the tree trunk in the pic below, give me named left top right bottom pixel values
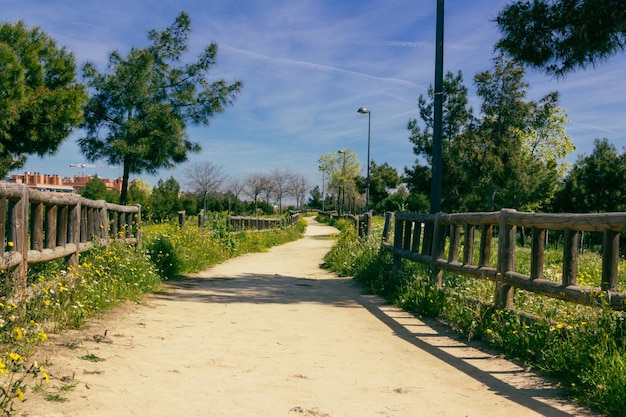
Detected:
left=120, top=160, right=131, bottom=205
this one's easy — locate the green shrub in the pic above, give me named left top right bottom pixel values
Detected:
left=145, top=235, right=181, bottom=279
left=143, top=216, right=306, bottom=276
left=395, top=275, right=446, bottom=318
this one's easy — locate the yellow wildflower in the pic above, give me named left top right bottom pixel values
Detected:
left=8, top=352, right=22, bottom=362
left=15, top=388, right=24, bottom=402
left=43, top=372, right=50, bottom=383
left=14, top=327, right=23, bottom=340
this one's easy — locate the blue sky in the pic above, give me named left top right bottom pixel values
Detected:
left=3, top=0, right=626, bottom=191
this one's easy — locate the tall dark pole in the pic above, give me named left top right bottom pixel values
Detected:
left=357, top=107, right=371, bottom=213
left=319, top=167, right=325, bottom=211
left=338, top=150, right=346, bottom=215
left=431, top=0, right=444, bottom=214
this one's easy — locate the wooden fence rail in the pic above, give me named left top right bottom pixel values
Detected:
left=382, top=209, right=626, bottom=311
left=317, top=211, right=372, bottom=237
left=0, top=183, right=141, bottom=297
left=227, top=211, right=301, bottom=231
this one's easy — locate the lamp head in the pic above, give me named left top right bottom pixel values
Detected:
left=357, top=107, right=370, bottom=114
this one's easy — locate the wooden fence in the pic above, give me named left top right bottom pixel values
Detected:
left=227, top=211, right=301, bottom=231
left=0, top=183, right=141, bottom=297
left=382, top=209, right=626, bottom=311
left=317, top=211, right=372, bottom=237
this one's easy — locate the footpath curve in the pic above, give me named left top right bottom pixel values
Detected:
left=18, top=218, right=594, bottom=417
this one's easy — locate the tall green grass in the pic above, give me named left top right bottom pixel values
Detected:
left=322, top=219, right=626, bottom=416
left=143, top=214, right=306, bottom=278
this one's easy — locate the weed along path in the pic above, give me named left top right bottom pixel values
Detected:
left=18, top=218, right=594, bottom=417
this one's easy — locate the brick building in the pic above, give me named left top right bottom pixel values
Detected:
left=8, top=172, right=124, bottom=193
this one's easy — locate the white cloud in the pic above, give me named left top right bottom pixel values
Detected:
left=3, top=0, right=625, bottom=191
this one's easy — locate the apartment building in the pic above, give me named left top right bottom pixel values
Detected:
left=8, top=172, right=123, bottom=193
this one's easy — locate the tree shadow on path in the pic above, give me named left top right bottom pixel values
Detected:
left=157, top=273, right=595, bottom=417
left=158, top=273, right=363, bottom=308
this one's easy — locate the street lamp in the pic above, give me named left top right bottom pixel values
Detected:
left=338, top=149, right=347, bottom=214
left=318, top=165, right=325, bottom=212
left=357, top=107, right=371, bottom=212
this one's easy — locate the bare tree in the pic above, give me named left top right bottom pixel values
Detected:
left=288, top=172, right=309, bottom=210
left=184, top=161, right=226, bottom=213
left=245, top=173, right=272, bottom=215
left=261, top=173, right=275, bottom=211
left=226, top=176, right=246, bottom=215
left=271, top=168, right=291, bottom=213
left=228, top=176, right=246, bottom=200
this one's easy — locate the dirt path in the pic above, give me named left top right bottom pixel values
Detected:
left=17, top=218, right=595, bottom=417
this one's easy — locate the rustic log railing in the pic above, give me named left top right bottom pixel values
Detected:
left=317, top=211, right=372, bottom=237
left=227, top=211, right=301, bottom=231
left=382, top=209, right=626, bottom=311
left=0, top=183, right=141, bottom=296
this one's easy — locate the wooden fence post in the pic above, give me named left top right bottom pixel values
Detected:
left=422, top=222, right=433, bottom=257
left=68, top=200, right=80, bottom=267
left=411, top=221, right=422, bottom=253
left=46, top=205, right=58, bottom=248
left=562, top=228, right=579, bottom=286
left=448, top=224, right=461, bottom=263
left=110, top=210, right=119, bottom=239
left=462, top=224, right=474, bottom=265
left=99, top=203, right=108, bottom=239
left=364, top=212, right=372, bottom=237
left=601, top=230, right=619, bottom=291
left=530, top=227, right=545, bottom=280
left=402, top=220, right=413, bottom=251
left=382, top=212, right=394, bottom=244
left=478, top=224, right=492, bottom=267
left=393, top=213, right=403, bottom=271
left=430, top=213, right=444, bottom=287
left=11, top=185, right=29, bottom=299
left=86, top=206, right=94, bottom=241
left=134, top=205, right=142, bottom=250
left=495, top=209, right=516, bottom=309
left=31, top=202, right=44, bottom=251
left=58, top=205, right=68, bottom=246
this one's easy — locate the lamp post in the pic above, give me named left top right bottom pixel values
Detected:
left=357, top=107, right=371, bottom=212
left=431, top=0, right=444, bottom=214
left=337, top=149, right=346, bottom=214
left=319, top=165, right=325, bottom=212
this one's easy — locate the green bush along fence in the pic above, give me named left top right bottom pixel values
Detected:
left=382, top=209, right=626, bottom=311
left=0, top=183, right=141, bottom=297
left=317, top=211, right=372, bottom=237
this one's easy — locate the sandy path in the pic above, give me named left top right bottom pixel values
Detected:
left=17, top=218, right=594, bottom=417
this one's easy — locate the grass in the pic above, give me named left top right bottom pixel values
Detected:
left=320, top=216, right=626, bottom=416
left=78, top=353, right=105, bottom=363
left=0, top=212, right=306, bottom=415
left=143, top=212, right=307, bottom=279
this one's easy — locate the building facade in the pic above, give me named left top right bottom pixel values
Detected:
left=8, top=172, right=124, bottom=193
